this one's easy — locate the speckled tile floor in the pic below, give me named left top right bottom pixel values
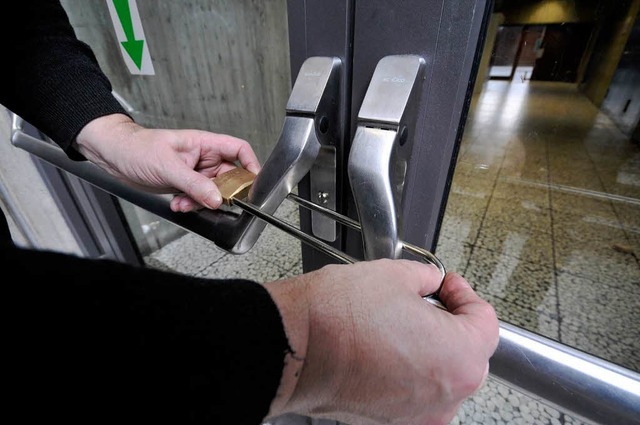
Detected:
left=144, top=80, right=639, bottom=424
left=441, top=81, right=640, bottom=376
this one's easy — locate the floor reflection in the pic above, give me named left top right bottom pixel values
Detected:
left=438, top=79, right=640, bottom=373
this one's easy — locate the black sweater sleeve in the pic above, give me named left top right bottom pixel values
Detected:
left=5, top=245, right=291, bottom=424
left=0, top=0, right=128, bottom=158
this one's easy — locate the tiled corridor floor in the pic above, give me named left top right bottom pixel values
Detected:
left=145, top=80, right=640, bottom=424
left=439, top=80, right=640, bottom=374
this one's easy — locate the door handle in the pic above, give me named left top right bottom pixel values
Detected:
left=225, top=56, right=341, bottom=253
left=348, top=55, right=425, bottom=260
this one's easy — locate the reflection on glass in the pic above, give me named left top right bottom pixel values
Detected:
left=439, top=0, right=640, bottom=375
left=489, top=25, right=523, bottom=79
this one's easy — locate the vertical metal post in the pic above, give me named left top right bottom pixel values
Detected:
left=287, top=0, right=355, bottom=272
left=345, top=0, right=492, bottom=256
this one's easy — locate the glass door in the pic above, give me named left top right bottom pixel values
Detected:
left=292, top=1, right=640, bottom=424
left=435, top=0, right=640, bottom=424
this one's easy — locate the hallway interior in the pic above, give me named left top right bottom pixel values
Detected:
left=440, top=79, right=640, bottom=373
left=145, top=78, right=639, bottom=424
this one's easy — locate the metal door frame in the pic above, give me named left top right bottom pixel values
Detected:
left=287, top=0, right=355, bottom=272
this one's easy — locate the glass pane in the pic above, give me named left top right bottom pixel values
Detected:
left=489, top=25, right=523, bottom=78
left=62, top=0, right=292, bottom=256
left=438, top=1, right=640, bottom=375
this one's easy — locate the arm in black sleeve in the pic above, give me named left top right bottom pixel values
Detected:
left=0, top=0, right=128, bottom=158
left=6, top=245, right=290, bottom=424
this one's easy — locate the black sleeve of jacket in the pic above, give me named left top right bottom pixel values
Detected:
left=5, top=243, right=290, bottom=424
left=0, top=0, right=128, bottom=159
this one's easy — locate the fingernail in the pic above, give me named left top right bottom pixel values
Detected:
left=207, top=192, right=222, bottom=208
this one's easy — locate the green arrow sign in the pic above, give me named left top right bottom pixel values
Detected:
left=112, top=0, right=144, bottom=70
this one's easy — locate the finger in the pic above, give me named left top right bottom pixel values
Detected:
left=170, top=194, right=205, bottom=213
left=212, top=135, right=261, bottom=174
left=217, top=161, right=239, bottom=176
left=393, top=260, right=444, bottom=297
left=438, top=272, right=483, bottom=314
left=467, top=362, right=491, bottom=398
left=479, top=363, right=490, bottom=390
left=437, top=405, right=462, bottom=425
left=439, top=272, right=499, bottom=347
left=169, top=167, right=223, bottom=210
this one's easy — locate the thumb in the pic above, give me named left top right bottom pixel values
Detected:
left=439, top=272, right=499, bottom=355
left=170, top=167, right=223, bottom=209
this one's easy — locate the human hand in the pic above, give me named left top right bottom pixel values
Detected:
left=74, top=113, right=261, bottom=212
left=264, top=259, right=499, bottom=425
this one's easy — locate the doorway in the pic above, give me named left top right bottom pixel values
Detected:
left=531, top=23, right=593, bottom=82
left=489, top=23, right=593, bottom=83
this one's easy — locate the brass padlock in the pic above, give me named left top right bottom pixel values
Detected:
left=212, top=167, right=256, bottom=205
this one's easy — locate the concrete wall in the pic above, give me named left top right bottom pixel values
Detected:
left=61, top=0, right=292, bottom=164
left=473, top=13, right=505, bottom=95
left=600, top=9, right=640, bottom=138
left=62, top=0, right=292, bottom=252
left=497, top=0, right=600, bottom=25
left=582, top=0, right=640, bottom=107
left=494, top=0, right=640, bottom=129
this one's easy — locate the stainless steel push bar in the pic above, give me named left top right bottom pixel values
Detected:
left=349, top=55, right=426, bottom=261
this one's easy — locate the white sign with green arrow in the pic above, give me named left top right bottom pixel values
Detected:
left=106, top=0, right=155, bottom=75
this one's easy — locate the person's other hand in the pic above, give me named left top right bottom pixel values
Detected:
left=264, top=259, right=499, bottom=425
left=75, top=113, right=261, bottom=212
